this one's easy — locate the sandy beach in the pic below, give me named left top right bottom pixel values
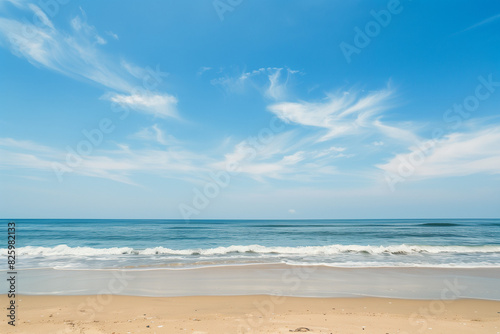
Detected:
left=1, top=0, right=500, bottom=332
left=1, top=294, right=499, bottom=334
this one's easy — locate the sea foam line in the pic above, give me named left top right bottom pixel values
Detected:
left=2, top=244, right=500, bottom=257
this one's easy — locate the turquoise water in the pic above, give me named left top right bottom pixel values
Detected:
left=2, top=219, right=500, bottom=269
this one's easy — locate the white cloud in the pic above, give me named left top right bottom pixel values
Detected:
left=106, top=31, right=119, bottom=40
left=0, top=137, right=54, bottom=152
left=265, top=68, right=296, bottom=100
left=0, top=149, right=54, bottom=171
left=212, top=74, right=419, bottom=165
left=312, top=146, right=348, bottom=159
left=373, top=119, right=419, bottom=143
left=267, top=87, right=411, bottom=142
left=212, top=131, right=343, bottom=181
left=27, top=3, right=54, bottom=29
left=212, top=136, right=293, bottom=180
left=377, top=125, right=500, bottom=179
left=197, top=66, right=212, bottom=76
left=132, top=124, right=178, bottom=146
left=0, top=138, right=61, bottom=171
left=70, top=146, right=208, bottom=184
left=107, top=93, right=178, bottom=118
left=281, top=151, right=305, bottom=165
left=0, top=137, right=209, bottom=185
left=460, top=13, right=500, bottom=33
left=0, top=10, right=131, bottom=91
left=0, top=2, right=176, bottom=118
left=211, top=67, right=296, bottom=100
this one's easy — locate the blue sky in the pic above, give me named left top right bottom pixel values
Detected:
left=1, top=0, right=500, bottom=219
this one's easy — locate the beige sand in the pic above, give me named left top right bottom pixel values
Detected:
left=1, top=295, right=499, bottom=333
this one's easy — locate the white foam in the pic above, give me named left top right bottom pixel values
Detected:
left=3, top=244, right=500, bottom=257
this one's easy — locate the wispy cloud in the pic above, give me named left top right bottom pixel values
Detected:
left=105, top=30, right=119, bottom=40
left=0, top=2, right=177, bottom=117
left=265, top=68, right=296, bottom=100
left=377, top=124, right=500, bottom=179
left=211, top=67, right=297, bottom=100
left=131, top=124, right=179, bottom=146
left=212, top=131, right=346, bottom=181
left=0, top=8, right=128, bottom=91
left=207, top=81, right=421, bottom=182
left=106, top=93, right=178, bottom=118
left=460, top=13, right=500, bottom=33
left=0, top=138, right=63, bottom=176
left=70, top=7, right=107, bottom=45
left=197, top=66, right=212, bottom=76
left=0, top=137, right=209, bottom=185
left=312, top=146, right=349, bottom=159
left=267, top=86, right=415, bottom=143
left=0, top=137, right=54, bottom=152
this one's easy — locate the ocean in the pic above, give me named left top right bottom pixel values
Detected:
left=3, top=218, right=500, bottom=270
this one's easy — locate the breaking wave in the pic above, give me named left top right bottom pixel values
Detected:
left=5, top=244, right=500, bottom=257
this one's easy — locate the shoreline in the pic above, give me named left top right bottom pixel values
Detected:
left=2, top=295, right=499, bottom=333
left=12, top=262, right=500, bottom=270
left=3, top=265, right=499, bottom=300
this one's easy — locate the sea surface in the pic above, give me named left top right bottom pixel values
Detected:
left=2, top=219, right=500, bottom=270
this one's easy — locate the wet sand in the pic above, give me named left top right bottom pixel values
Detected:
left=6, top=265, right=500, bottom=300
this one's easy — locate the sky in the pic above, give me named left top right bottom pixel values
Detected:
left=0, top=0, right=500, bottom=219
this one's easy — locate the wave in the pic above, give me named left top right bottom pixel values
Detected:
left=419, top=223, right=462, bottom=227
left=4, top=244, right=500, bottom=257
